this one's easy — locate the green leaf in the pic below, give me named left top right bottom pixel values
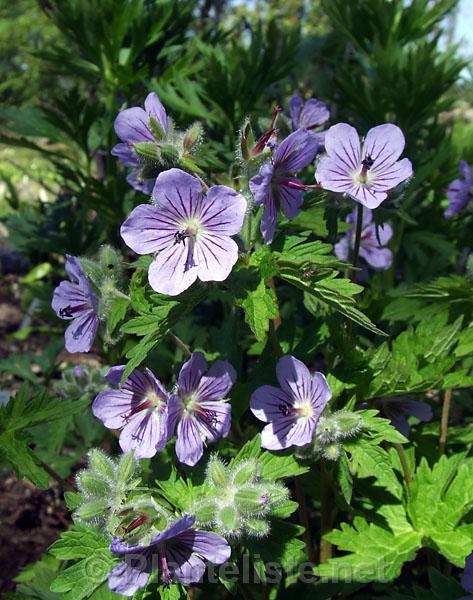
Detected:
left=318, top=511, right=422, bottom=582
left=121, top=287, right=206, bottom=379
left=258, top=451, right=309, bottom=480
left=49, top=527, right=117, bottom=600
left=0, top=387, right=91, bottom=487
left=279, top=265, right=385, bottom=336
left=0, top=431, right=50, bottom=488
left=407, top=455, right=473, bottom=566
left=107, top=296, right=129, bottom=335
left=237, top=279, right=279, bottom=342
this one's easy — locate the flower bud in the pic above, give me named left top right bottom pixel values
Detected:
left=76, top=499, right=109, bottom=520
left=315, top=415, right=341, bottom=444
left=239, top=118, right=255, bottom=161
left=217, top=506, right=240, bottom=533
left=149, top=116, right=166, bottom=141
left=207, top=455, right=228, bottom=487
left=98, top=245, right=123, bottom=282
left=235, top=488, right=270, bottom=515
left=244, top=518, right=270, bottom=537
left=193, top=501, right=216, bottom=524
left=231, top=459, right=258, bottom=486
left=159, top=143, right=180, bottom=165
left=133, top=141, right=160, bottom=161
left=321, top=443, right=341, bottom=461
left=182, top=122, right=203, bottom=153
left=117, top=451, right=137, bottom=485
left=333, top=411, right=363, bottom=438
left=88, top=449, right=115, bottom=480
left=77, top=471, right=110, bottom=498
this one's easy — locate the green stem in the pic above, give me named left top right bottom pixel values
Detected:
left=245, top=201, right=253, bottom=252
left=394, top=443, right=412, bottom=491
left=168, top=332, right=192, bottom=357
left=35, top=456, right=74, bottom=491
left=439, top=388, right=452, bottom=455
left=319, top=461, right=333, bottom=563
left=295, top=477, right=316, bottom=564
left=350, top=204, right=364, bottom=280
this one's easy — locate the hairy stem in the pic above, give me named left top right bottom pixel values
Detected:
left=168, top=331, right=192, bottom=357
left=319, top=461, right=333, bottom=563
left=350, top=204, right=364, bottom=280
left=439, top=388, right=452, bottom=455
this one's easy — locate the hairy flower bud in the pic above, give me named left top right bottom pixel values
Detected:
left=182, top=122, right=204, bottom=153
left=207, top=455, right=228, bottom=487
left=217, top=505, right=240, bottom=533
left=74, top=449, right=140, bottom=533
left=231, top=459, right=259, bottom=486
left=234, top=488, right=270, bottom=515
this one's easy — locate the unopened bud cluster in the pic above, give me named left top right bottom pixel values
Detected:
left=296, top=411, right=363, bottom=461
left=191, top=455, right=288, bottom=539
left=74, top=449, right=140, bottom=533
left=133, top=117, right=204, bottom=177
left=54, top=364, right=109, bottom=399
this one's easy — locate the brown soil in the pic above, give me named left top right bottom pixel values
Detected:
left=0, top=474, right=71, bottom=594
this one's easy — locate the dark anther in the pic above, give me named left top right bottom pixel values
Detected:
left=59, top=306, right=74, bottom=318
left=174, top=231, right=188, bottom=246
left=361, top=154, right=374, bottom=168
left=278, top=404, right=290, bottom=416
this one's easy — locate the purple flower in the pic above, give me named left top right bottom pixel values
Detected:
left=289, top=95, right=330, bottom=131
left=92, top=366, right=171, bottom=459
left=112, top=92, right=168, bottom=193
left=51, top=255, right=99, bottom=354
left=250, top=355, right=331, bottom=450
left=121, top=168, right=247, bottom=296
left=108, top=514, right=231, bottom=595
left=445, top=160, right=473, bottom=218
left=315, top=123, right=413, bottom=209
left=168, top=352, right=236, bottom=466
left=249, top=129, right=319, bottom=244
left=334, top=207, right=393, bottom=270
left=460, top=552, right=473, bottom=600
left=379, top=398, right=432, bottom=438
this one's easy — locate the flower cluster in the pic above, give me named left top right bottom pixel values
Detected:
left=48, top=92, right=427, bottom=598
left=92, top=352, right=235, bottom=465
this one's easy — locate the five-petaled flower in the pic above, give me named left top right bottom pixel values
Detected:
left=249, top=129, right=319, bottom=244
left=108, top=514, right=231, bottom=596
left=51, top=255, right=99, bottom=353
left=250, top=355, right=331, bottom=450
left=121, top=168, right=247, bottom=296
left=289, top=94, right=330, bottom=132
left=334, top=207, right=393, bottom=270
left=112, top=92, right=168, bottom=194
left=92, top=366, right=171, bottom=459
left=445, top=160, right=473, bottom=218
left=315, top=123, right=413, bottom=209
left=168, top=352, right=236, bottom=466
